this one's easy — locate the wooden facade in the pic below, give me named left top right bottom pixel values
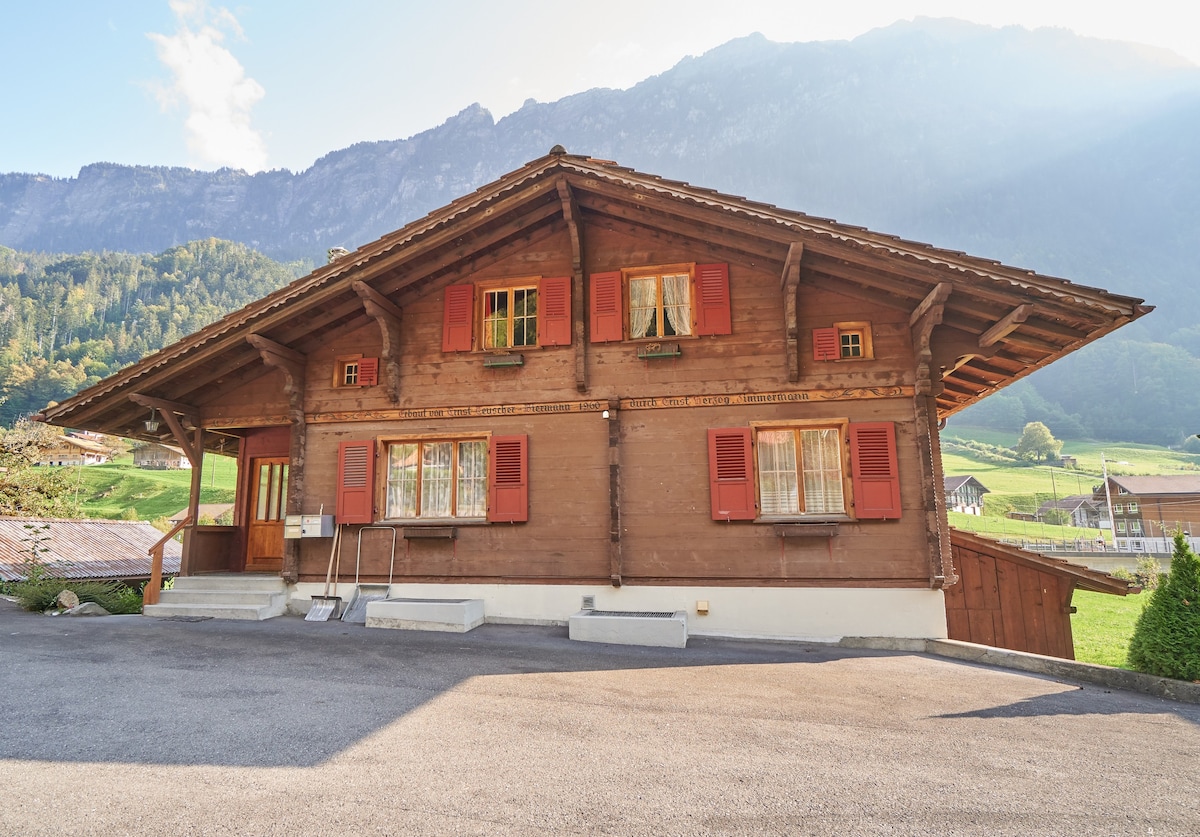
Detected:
left=133, top=442, right=191, bottom=469
left=37, top=151, right=1151, bottom=639
left=1099, top=475, right=1200, bottom=545
left=946, top=528, right=1130, bottom=658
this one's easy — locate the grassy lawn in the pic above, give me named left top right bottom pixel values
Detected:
left=1071, top=588, right=1146, bottom=669
left=66, top=454, right=237, bottom=522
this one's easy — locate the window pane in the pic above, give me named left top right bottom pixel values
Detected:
left=422, top=442, right=453, bottom=518
left=757, top=430, right=799, bottom=515
left=661, top=273, right=691, bottom=337
left=256, top=464, right=270, bottom=521
left=801, top=428, right=844, bottom=514
left=629, top=277, right=657, bottom=338
left=457, top=440, right=488, bottom=518
left=484, top=290, right=509, bottom=349
left=387, top=443, right=418, bottom=518
left=513, top=287, right=537, bottom=347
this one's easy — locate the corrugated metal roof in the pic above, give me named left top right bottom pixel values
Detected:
left=0, top=517, right=181, bottom=583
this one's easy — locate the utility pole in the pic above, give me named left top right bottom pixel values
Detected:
left=1101, top=454, right=1116, bottom=552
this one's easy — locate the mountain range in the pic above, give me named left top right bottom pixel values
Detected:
left=2, top=17, right=1199, bottom=443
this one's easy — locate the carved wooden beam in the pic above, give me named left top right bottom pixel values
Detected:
left=979, top=303, right=1032, bottom=348
left=557, top=177, right=588, bottom=392
left=247, top=334, right=306, bottom=396
left=352, top=280, right=403, bottom=404
left=909, top=284, right=951, bottom=395
left=780, top=242, right=804, bottom=382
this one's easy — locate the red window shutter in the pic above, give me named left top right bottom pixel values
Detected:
left=589, top=271, right=624, bottom=342
left=538, top=276, right=572, bottom=346
left=694, top=263, right=732, bottom=336
left=442, top=284, right=474, bottom=352
left=707, top=427, right=756, bottom=521
left=813, top=327, right=839, bottom=361
left=849, top=422, right=901, bottom=519
left=357, top=357, right=379, bottom=387
left=488, top=434, right=528, bottom=523
left=336, top=440, right=375, bottom=524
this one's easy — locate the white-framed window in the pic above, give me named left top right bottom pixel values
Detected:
left=1116, top=520, right=1127, bottom=534
left=755, top=424, right=847, bottom=517
left=1112, top=503, right=1123, bottom=514
left=383, top=437, right=488, bottom=521
left=1127, top=502, right=1139, bottom=514
left=1130, top=519, right=1142, bottom=534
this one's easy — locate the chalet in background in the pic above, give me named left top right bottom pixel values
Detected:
left=943, top=475, right=989, bottom=515
left=132, top=442, right=191, bottom=470
left=37, top=150, right=1149, bottom=641
left=1096, top=475, right=1200, bottom=551
left=35, top=434, right=109, bottom=467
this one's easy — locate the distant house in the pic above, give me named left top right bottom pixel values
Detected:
left=944, top=476, right=989, bottom=515
left=1037, top=494, right=1102, bottom=529
left=133, top=442, right=191, bottom=470
left=0, top=518, right=181, bottom=584
left=36, top=435, right=109, bottom=467
left=1096, top=475, right=1200, bottom=547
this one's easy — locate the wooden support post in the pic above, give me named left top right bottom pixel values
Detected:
left=557, top=177, right=588, bottom=392
left=909, top=283, right=951, bottom=393
left=248, top=334, right=307, bottom=583
left=606, top=400, right=622, bottom=586
left=979, top=303, right=1031, bottom=348
left=780, top=242, right=803, bottom=382
left=352, top=280, right=403, bottom=403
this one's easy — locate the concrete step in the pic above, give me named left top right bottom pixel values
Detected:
left=172, top=574, right=286, bottom=593
left=144, top=601, right=286, bottom=621
left=158, top=589, right=287, bottom=607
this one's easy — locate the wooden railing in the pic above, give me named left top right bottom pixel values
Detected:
left=144, top=515, right=191, bottom=606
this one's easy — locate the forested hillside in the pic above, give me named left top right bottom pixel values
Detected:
left=0, top=240, right=306, bottom=424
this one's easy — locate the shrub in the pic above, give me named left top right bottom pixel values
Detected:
left=9, top=578, right=144, bottom=615
left=1126, top=532, right=1200, bottom=680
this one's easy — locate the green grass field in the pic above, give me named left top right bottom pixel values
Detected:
left=66, top=454, right=237, bottom=521
left=1071, top=589, right=1146, bottom=669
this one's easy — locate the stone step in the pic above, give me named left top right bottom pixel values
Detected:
left=144, top=601, right=286, bottom=621
left=171, top=574, right=286, bottom=593
left=158, top=589, right=287, bottom=607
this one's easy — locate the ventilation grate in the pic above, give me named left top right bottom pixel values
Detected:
left=586, top=610, right=675, bottom=618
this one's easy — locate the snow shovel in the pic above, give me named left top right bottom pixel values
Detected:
left=305, top=524, right=342, bottom=622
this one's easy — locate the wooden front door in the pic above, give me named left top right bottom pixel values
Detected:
left=246, top=457, right=288, bottom=572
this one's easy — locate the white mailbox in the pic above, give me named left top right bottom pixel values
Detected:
left=301, top=514, right=335, bottom=538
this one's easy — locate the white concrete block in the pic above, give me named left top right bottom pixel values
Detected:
left=569, top=610, right=688, bottom=648
left=365, top=597, right=485, bottom=632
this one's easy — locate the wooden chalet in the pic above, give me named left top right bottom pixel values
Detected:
left=944, top=475, right=989, bottom=515
left=1097, top=475, right=1200, bottom=551
left=133, top=441, right=192, bottom=470
left=35, top=434, right=109, bottom=467
left=36, top=150, right=1150, bottom=640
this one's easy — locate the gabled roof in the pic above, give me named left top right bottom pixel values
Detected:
left=36, top=150, right=1151, bottom=446
left=944, top=475, right=989, bottom=493
left=1109, top=475, right=1200, bottom=496
left=0, top=518, right=181, bottom=582
left=1037, top=495, right=1099, bottom=515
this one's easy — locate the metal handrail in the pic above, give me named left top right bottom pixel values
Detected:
left=144, top=514, right=192, bottom=606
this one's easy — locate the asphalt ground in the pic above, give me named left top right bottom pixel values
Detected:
left=2, top=597, right=1198, bottom=836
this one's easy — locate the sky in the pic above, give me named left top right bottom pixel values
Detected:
left=3, top=1, right=1197, bottom=177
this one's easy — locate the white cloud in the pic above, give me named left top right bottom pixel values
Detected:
left=148, top=0, right=266, bottom=171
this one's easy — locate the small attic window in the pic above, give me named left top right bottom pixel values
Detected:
left=335, top=355, right=379, bottom=388
left=814, top=322, right=874, bottom=361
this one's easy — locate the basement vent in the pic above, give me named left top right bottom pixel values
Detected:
left=586, top=610, right=675, bottom=618
left=581, top=595, right=595, bottom=610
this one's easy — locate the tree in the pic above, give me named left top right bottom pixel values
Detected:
left=1015, top=421, right=1062, bottom=462
left=1127, top=531, right=1200, bottom=681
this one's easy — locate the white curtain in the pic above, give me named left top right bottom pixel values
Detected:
left=801, top=429, right=845, bottom=514
left=757, top=430, right=799, bottom=515
left=629, top=277, right=657, bottom=338
left=662, top=273, right=691, bottom=336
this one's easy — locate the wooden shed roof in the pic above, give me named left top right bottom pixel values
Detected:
left=37, top=150, right=1151, bottom=447
left=950, top=528, right=1132, bottom=596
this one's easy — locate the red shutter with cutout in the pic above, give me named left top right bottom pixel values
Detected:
left=336, top=440, right=375, bottom=524
left=357, top=357, right=379, bottom=387
left=849, top=422, right=901, bottom=519
left=538, top=276, right=572, bottom=346
left=813, top=327, right=839, bottom=361
left=589, top=271, right=623, bottom=342
left=488, top=434, right=528, bottom=523
left=442, top=284, right=474, bottom=352
left=694, top=263, right=732, bottom=336
left=707, top=427, right=756, bottom=521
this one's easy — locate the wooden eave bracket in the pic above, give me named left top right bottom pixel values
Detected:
left=910, top=283, right=952, bottom=392
left=247, top=334, right=307, bottom=406
left=979, top=303, right=1031, bottom=348
left=352, top=280, right=403, bottom=404
left=128, top=393, right=202, bottom=464
left=556, top=176, right=589, bottom=393
left=780, top=242, right=804, bottom=382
